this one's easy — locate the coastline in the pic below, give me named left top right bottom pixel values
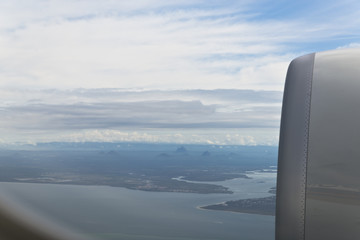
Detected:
left=198, top=193, right=276, bottom=216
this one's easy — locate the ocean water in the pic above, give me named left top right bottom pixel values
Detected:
left=0, top=171, right=276, bottom=240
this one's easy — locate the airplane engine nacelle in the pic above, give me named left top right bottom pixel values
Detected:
left=276, top=48, right=360, bottom=240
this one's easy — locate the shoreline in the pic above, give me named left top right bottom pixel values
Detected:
left=0, top=180, right=233, bottom=195
left=198, top=194, right=276, bottom=216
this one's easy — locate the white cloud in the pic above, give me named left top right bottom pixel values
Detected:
left=3, top=0, right=359, bottom=91
left=0, top=12, right=292, bottom=90
left=28, top=128, right=279, bottom=146
left=337, top=42, right=360, bottom=49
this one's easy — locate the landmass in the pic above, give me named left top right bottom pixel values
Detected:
left=180, top=172, right=250, bottom=181
left=0, top=143, right=277, bottom=194
left=0, top=166, right=233, bottom=194
left=201, top=187, right=276, bottom=215
left=201, top=195, right=276, bottom=216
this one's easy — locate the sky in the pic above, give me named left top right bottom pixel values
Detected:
left=1, top=0, right=360, bottom=146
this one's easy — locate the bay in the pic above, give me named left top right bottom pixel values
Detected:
left=0, top=171, right=276, bottom=240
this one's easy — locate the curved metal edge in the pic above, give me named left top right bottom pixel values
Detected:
left=275, top=53, right=315, bottom=240
left=304, top=48, right=360, bottom=240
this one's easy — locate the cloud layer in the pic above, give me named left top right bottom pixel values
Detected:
left=0, top=88, right=281, bottom=145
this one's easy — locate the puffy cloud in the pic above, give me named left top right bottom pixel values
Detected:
left=38, top=129, right=279, bottom=146
left=337, top=42, right=360, bottom=49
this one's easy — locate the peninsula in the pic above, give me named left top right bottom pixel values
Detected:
left=201, top=187, right=276, bottom=216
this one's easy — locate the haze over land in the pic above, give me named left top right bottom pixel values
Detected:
left=0, top=143, right=277, bottom=194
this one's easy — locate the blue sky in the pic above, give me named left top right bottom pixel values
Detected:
left=0, top=0, right=359, bottom=146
